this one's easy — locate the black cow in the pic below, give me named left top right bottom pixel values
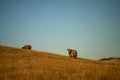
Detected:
left=67, top=49, right=77, bottom=59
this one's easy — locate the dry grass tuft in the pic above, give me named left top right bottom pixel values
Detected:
left=0, top=45, right=120, bottom=80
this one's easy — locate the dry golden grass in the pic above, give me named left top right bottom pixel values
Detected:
left=0, top=45, right=120, bottom=80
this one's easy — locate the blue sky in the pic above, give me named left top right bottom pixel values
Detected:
left=0, top=0, right=120, bottom=59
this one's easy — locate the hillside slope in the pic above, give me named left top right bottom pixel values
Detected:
left=0, top=46, right=120, bottom=80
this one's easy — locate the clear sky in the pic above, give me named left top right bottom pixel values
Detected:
left=0, top=0, right=120, bottom=59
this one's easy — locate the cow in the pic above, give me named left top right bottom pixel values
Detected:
left=22, top=45, right=32, bottom=50
left=67, top=48, right=77, bottom=59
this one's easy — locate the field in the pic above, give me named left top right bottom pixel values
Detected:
left=0, top=45, right=120, bottom=80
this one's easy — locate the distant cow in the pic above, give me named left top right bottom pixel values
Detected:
left=67, top=49, right=77, bottom=59
left=22, top=45, right=32, bottom=50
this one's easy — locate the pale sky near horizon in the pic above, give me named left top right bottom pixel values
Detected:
left=0, top=0, right=120, bottom=59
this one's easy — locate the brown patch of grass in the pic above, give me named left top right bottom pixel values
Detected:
left=0, top=45, right=120, bottom=80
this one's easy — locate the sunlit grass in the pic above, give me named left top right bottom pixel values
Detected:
left=0, top=45, right=120, bottom=80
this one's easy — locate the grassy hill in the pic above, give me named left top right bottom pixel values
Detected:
left=0, top=45, right=120, bottom=80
